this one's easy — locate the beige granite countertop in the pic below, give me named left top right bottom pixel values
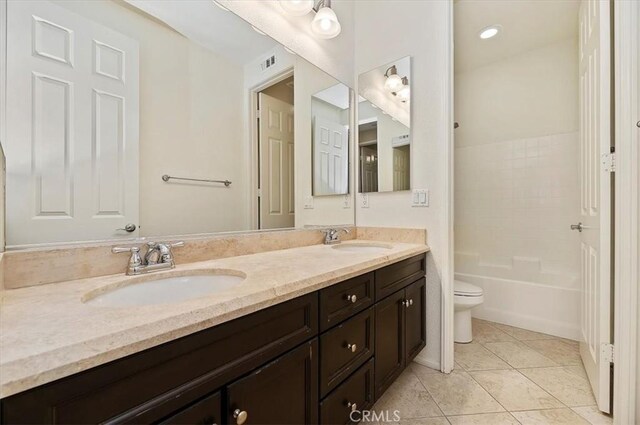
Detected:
left=0, top=240, right=428, bottom=398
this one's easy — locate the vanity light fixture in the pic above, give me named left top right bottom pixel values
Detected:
left=396, top=77, right=410, bottom=102
left=279, top=0, right=342, bottom=39
left=384, top=65, right=404, bottom=93
left=479, top=25, right=501, bottom=40
left=279, top=0, right=314, bottom=16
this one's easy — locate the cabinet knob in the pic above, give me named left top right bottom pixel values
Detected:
left=347, top=401, right=357, bottom=411
left=347, top=343, right=357, bottom=353
left=346, top=294, right=357, bottom=303
left=409, top=299, right=414, bottom=306
left=233, top=409, right=248, bottom=425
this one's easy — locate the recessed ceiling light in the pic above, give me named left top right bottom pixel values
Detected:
left=479, top=25, right=501, bottom=40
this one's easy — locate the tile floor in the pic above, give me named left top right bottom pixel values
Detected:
left=372, top=319, right=613, bottom=425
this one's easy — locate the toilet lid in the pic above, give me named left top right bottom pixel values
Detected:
left=454, top=280, right=483, bottom=296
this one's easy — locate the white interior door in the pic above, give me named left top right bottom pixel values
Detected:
left=313, top=116, right=348, bottom=196
left=578, top=0, right=612, bottom=413
left=258, top=93, right=294, bottom=230
left=5, top=0, right=139, bottom=247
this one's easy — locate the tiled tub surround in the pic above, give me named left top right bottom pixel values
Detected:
left=455, top=132, right=581, bottom=339
left=0, top=238, right=428, bottom=398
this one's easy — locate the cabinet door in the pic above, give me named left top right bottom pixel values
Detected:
left=374, top=290, right=405, bottom=400
left=160, top=391, right=221, bottom=425
left=404, top=278, right=426, bottom=363
left=226, top=340, right=319, bottom=425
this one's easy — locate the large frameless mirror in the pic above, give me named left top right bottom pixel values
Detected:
left=1, top=0, right=354, bottom=249
left=358, top=56, right=411, bottom=193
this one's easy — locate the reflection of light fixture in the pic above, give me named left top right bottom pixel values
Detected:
left=479, top=25, right=501, bottom=39
left=280, top=0, right=342, bottom=39
left=212, top=0, right=229, bottom=11
left=396, top=77, right=410, bottom=102
left=384, top=65, right=403, bottom=93
left=279, top=0, right=314, bottom=16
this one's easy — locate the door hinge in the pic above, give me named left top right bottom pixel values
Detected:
left=601, top=343, right=614, bottom=363
left=256, top=108, right=261, bottom=119
left=601, top=152, right=616, bottom=172
left=257, top=188, right=262, bottom=198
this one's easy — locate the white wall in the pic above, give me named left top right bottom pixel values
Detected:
left=53, top=0, right=248, bottom=237
left=354, top=0, right=453, bottom=370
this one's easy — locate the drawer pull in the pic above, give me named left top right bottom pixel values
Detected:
left=233, top=409, right=248, bottom=425
left=347, top=343, right=357, bottom=353
left=347, top=401, right=357, bottom=411
left=346, top=294, right=357, bottom=303
left=403, top=299, right=413, bottom=308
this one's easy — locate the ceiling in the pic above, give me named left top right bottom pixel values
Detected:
left=454, top=0, right=580, bottom=73
left=124, top=0, right=277, bottom=65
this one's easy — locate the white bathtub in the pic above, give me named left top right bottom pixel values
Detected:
left=455, top=272, right=581, bottom=340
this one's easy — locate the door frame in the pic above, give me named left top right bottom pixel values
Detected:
left=248, top=68, right=294, bottom=230
left=612, top=0, right=639, bottom=422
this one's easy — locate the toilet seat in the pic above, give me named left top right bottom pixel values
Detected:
left=454, top=280, right=483, bottom=297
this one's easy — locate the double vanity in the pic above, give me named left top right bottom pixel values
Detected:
left=0, top=233, right=428, bottom=424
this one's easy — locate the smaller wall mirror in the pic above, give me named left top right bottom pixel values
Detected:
left=311, top=83, right=350, bottom=196
left=358, top=56, right=411, bottom=193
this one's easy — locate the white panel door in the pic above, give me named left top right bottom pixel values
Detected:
left=259, top=93, right=294, bottom=230
left=578, top=0, right=612, bottom=413
left=5, top=0, right=139, bottom=247
left=313, top=117, right=348, bottom=196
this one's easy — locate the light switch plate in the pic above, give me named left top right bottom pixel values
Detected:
left=304, top=196, right=314, bottom=209
left=412, top=189, right=429, bottom=207
left=360, top=193, right=369, bottom=208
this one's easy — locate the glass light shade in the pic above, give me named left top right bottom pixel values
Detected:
left=279, top=0, right=314, bottom=16
left=311, top=6, right=342, bottom=39
left=384, top=74, right=403, bottom=93
left=397, top=85, right=410, bottom=102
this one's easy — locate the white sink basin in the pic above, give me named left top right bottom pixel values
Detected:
left=332, top=243, right=392, bottom=254
left=84, top=272, right=246, bottom=307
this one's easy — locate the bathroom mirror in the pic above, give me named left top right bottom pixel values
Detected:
left=1, top=0, right=354, bottom=249
left=358, top=56, right=411, bottom=193
left=311, top=83, right=350, bottom=196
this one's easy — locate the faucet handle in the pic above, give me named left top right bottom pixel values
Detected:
left=112, top=246, right=142, bottom=269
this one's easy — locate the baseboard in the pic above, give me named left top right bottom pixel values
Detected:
left=473, top=307, right=580, bottom=340
left=412, top=354, right=441, bottom=371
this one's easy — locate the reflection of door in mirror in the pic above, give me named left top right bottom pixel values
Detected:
left=5, top=0, right=140, bottom=247
left=358, top=121, right=378, bottom=193
left=258, top=78, right=295, bottom=230
left=393, top=146, right=410, bottom=191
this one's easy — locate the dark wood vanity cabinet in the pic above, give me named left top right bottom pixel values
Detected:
left=374, top=278, right=427, bottom=399
left=0, top=254, right=426, bottom=425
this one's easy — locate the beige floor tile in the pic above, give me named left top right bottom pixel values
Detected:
left=454, top=343, right=511, bottom=371
left=470, top=370, right=563, bottom=411
left=511, top=408, right=590, bottom=424
left=369, top=418, right=451, bottom=425
left=447, top=412, right=520, bottom=425
left=519, top=366, right=595, bottom=407
left=373, top=370, right=443, bottom=419
left=491, top=323, right=560, bottom=341
left=483, top=341, right=557, bottom=368
left=471, top=319, right=517, bottom=344
left=412, top=366, right=504, bottom=416
left=571, top=406, right=613, bottom=425
left=524, top=339, right=582, bottom=366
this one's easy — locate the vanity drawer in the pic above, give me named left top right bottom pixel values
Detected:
left=320, top=272, right=374, bottom=331
left=320, top=307, right=374, bottom=397
left=1, top=294, right=318, bottom=424
left=160, top=391, right=221, bottom=425
left=320, top=359, right=374, bottom=425
left=375, top=254, right=426, bottom=301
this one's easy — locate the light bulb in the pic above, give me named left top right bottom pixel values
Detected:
left=311, top=6, right=341, bottom=39
left=279, top=0, right=314, bottom=16
left=384, top=74, right=403, bottom=93
left=397, top=86, right=410, bottom=102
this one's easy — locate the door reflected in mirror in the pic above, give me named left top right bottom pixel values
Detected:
left=312, top=83, right=350, bottom=196
left=358, top=56, right=411, bottom=193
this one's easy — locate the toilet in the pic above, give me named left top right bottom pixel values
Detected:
left=454, top=280, right=484, bottom=343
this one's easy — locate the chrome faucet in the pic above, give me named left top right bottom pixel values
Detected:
left=322, top=228, right=350, bottom=245
left=112, top=241, right=184, bottom=275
